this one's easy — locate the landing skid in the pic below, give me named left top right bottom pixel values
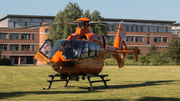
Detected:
left=43, top=73, right=69, bottom=90
left=43, top=73, right=110, bottom=91
left=86, top=74, right=110, bottom=91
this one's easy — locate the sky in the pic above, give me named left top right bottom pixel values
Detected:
left=0, top=0, right=180, bottom=22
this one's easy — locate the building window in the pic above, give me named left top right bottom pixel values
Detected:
left=157, top=27, right=159, bottom=32
left=10, top=33, right=19, bottom=39
left=10, top=45, right=19, bottom=51
left=136, top=36, right=143, bottom=42
left=147, top=34, right=150, bottom=45
left=0, top=33, right=8, bottom=39
left=172, top=30, right=175, bottom=34
left=25, top=22, right=27, bottom=26
left=126, top=26, right=129, bottom=31
left=136, top=26, right=139, bottom=32
left=107, top=36, right=115, bottom=42
left=14, top=22, right=16, bottom=28
left=21, top=45, right=30, bottom=51
left=163, top=37, right=167, bottom=43
left=148, top=26, right=150, bottom=32
left=126, top=36, right=134, bottom=42
left=177, top=29, right=180, bottom=35
left=45, top=29, right=49, bottom=33
left=140, top=26, right=143, bottom=32
left=32, top=45, right=34, bottom=51
left=32, top=34, right=34, bottom=40
left=131, top=26, right=134, bottom=31
left=0, top=44, right=7, bottom=50
left=21, top=34, right=30, bottom=40
left=154, top=37, right=161, bottom=42
left=111, top=25, right=115, bottom=31
left=166, top=27, right=168, bottom=32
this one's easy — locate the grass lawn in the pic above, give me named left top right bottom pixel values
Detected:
left=0, top=65, right=180, bottom=101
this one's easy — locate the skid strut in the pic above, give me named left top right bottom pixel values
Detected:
left=44, top=73, right=69, bottom=89
left=44, top=73, right=110, bottom=91
left=86, top=74, right=110, bottom=91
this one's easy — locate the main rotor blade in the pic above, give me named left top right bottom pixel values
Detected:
left=89, top=21, right=123, bottom=30
left=5, top=21, right=84, bottom=30
left=89, top=21, right=106, bottom=25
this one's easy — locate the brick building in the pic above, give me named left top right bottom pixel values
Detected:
left=0, top=26, right=49, bottom=65
left=171, top=23, right=180, bottom=39
left=0, top=15, right=52, bottom=65
left=0, top=14, right=177, bottom=64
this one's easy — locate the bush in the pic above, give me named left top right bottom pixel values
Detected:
left=126, top=55, right=134, bottom=60
left=139, top=55, right=150, bottom=64
left=127, top=47, right=141, bottom=55
left=104, top=58, right=117, bottom=66
left=0, top=58, right=11, bottom=65
left=148, top=50, right=169, bottom=65
left=106, top=54, right=114, bottom=59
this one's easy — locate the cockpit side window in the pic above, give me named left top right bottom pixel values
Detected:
left=89, top=43, right=96, bottom=57
left=80, top=42, right=89, bottom=59
left=95, top=43, right=100, bottom=57
left=49, top=39, right=66, bottom=60
left=62, top=41, right=83, bottom=60
left=80, top=41, right=101, bottom=59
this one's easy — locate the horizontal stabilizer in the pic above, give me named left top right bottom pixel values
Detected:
left=106, top=46, right=138, bottom=68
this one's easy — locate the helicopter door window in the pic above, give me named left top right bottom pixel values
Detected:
left=80, top=42, right=89, bottom=59
left=39, top=39, right=53, bottom=58
left=89, top=43, right=96, bottom=57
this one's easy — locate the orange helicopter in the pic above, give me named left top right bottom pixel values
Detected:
left=33, top=17, right=138, bottom=90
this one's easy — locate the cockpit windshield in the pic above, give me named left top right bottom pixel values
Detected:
left=62, top=40, right=83, bottom=60
left=49, top=39, right=66, bottom=60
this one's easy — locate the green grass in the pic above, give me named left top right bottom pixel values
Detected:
left=105, top=58, right=179, bottom=66
left=0, top=65, right=180, bottom=101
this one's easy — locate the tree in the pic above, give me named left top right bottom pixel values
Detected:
left=107, top=40, right=114, bottom=46
left=127, top=47, right=140, bottom=55
left=90, top=10, right=107, bottom=37
left=167, top=38, right=180, bottom=63
left=49, top=2, right=83, bottom=44
left=146, top=44, right=157, bottom=56
left=83, top=10, right=91, bottom=19
left=49, top=2, right=107, bottom=43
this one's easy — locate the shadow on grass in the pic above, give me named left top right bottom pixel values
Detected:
left=79, top=80, right=177, bottom=90
left=0, top=90, right=102, bottom=100
left=80, top=97, right=180, bottom=101
left=0, top=80, right=178, bottom=100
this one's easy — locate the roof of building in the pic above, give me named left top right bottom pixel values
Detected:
left=173, top=23, right=180, bottom=26
left=0, top=14, right=55, bottom=21
left=0, top=14, right=177, bottom=24
left=103, top=18, right=176, bottom=23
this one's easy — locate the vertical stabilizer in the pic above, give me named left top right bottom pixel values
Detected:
left=113, top=22, right=126, bottom=49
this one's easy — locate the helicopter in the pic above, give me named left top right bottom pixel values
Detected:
left=31, top=17, right=138, bottom=90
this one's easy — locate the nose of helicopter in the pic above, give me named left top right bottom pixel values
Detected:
left=49, top=51, right=62, bottom=69
left=52, top=54, right=60, bottom=64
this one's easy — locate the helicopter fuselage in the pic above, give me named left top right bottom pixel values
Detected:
left=49, top=27, right=107, bottom=75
